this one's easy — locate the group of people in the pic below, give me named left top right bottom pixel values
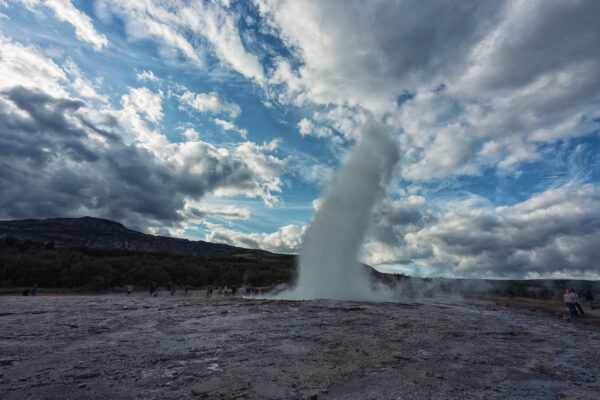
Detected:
left=138, top=283, right=244, bottom=297
left=144, top=281, right=192, bottom=296
left=22, top=283, right=38, bottom=296
left=121, top=283, right=260, bottom=297
left=205, top=285, right=237, bottom=297
left=564, top=288, right=595, bottom=318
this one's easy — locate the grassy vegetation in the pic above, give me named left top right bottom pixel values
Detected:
left=0, top=237, right=296, bottom=291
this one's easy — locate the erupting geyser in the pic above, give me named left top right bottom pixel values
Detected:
left=280, top=121, right=399, bottom=301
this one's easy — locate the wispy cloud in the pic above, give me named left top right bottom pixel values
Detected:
left=26, top=0, right=108, bottom=50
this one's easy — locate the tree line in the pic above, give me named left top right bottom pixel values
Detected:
left=0, top=238, right=296, bottom=291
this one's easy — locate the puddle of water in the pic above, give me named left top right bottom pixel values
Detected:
left=162, top=366, right=184, bottom=377
left=141, top=370, right=152, bottom=378
left=208, top=363, right=221, bottom=371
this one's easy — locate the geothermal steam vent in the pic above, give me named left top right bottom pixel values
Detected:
left=281, top=121, right=399, bottom=301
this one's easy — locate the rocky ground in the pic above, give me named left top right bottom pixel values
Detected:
left=1, top=293, right=599, bottom=399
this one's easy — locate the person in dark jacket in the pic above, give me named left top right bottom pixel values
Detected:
left=149, top=282, right=158, bottom=296
left=584, top=289, right=595, bottom=310
left=571, top=289, right=584, bottom=315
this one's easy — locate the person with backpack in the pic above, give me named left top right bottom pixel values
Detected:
left=584, top=289, right=595, bottom=310
left=571, top=289, right=584, bottom=315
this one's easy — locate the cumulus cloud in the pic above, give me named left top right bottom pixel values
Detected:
left=0, top=33, right=68, bottom=96
left=368, top=195, right=430, bottom=245
left=400, top=0, right=600, bottom=179
left=0, top=32, right=287, bottom=231
left=121, top=87, right=164, bottom=123
left=255, top=0, right=502, bottom=113
left=365, top=186, right=600, bottom=279
left=3, top=0, right=600, bottom=282
left=0, top=85, right=287, bottom=230
left=213, top=140, right=287, bottom=206
left=182, top=128, right=200, bottom=142
left=204, top=222, right=305, bottom=254
left=178, top=90, right=240, bottom=118
left=214, top=118, right=247, bottom=138
left=136, top=70, right=159, bottom=82
left=297, top=118, right=331, bottom=138
left=257, top=0, right=600, bottom=179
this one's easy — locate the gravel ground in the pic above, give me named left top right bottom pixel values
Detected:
left=1, top=293, right=599, bottom=399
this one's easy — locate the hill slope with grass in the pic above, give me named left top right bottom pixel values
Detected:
left=0, top=216, right=238, bottom=256
left=0, top=237, right=296, bottom=290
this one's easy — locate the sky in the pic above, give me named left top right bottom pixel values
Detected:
left=0, top=0, right=599, bottom=280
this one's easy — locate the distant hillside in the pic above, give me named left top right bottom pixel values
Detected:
left=0, top=216, right=239, bottom=256
left=0, top=237, right=296, bottom=290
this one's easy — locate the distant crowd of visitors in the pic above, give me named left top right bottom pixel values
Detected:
left=564, top=288, right=594, bottom=318
left=20, top=282, right=263, bottom=297
left=139, top=283, right=262, bottom=297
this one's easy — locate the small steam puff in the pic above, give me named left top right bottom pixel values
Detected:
left=280, top=121, right=399, bottom=301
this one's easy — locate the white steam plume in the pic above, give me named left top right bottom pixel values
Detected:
left=280, top=121, right=399, bottom=301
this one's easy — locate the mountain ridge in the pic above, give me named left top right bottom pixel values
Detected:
left=0, top=216, right=241, bottom=256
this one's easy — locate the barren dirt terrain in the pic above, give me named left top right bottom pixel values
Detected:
left=1, top=293, right=599, bottom=399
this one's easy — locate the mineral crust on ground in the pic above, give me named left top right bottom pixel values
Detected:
left=1, top=294, right=599, bottom=399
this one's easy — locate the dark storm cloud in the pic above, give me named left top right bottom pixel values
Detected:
left=186, top=207, right=249, bottom=221
left=0, top=86, right=279, bottom=231
left=367, top=197, right=432, bottom=246
left=6, top=86, right=86, bottom=132
left=209, top=232, right=260, bottom=250
left=0, top=87, right=181, bottom=228
left=463, top=0, right=600, bottom=94
left=259, top=0, right=506, bottom=112
left=0, top=87, right=92, bottom=165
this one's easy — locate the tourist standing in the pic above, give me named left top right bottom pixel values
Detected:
left=150, top=282, right=158, bottom=296
left=127, top=284, right=134, bottom=295
left=31, top=283, right=38, bottom=296
left=571, top=289, right=584, bottom=315
left=184, top=285, right=190, bottom=296
left=564, top=289, right=577, bottom=318
left=584, top=289, right=595, bottom=310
